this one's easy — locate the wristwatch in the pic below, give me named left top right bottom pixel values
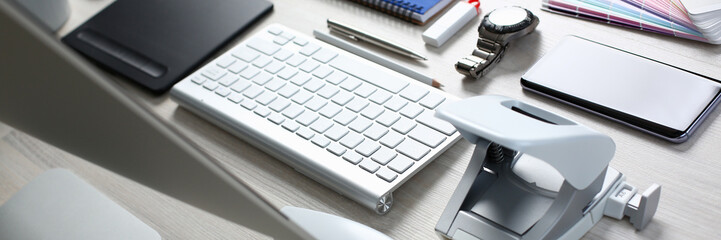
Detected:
left=456, top=6, right=539, bottom=79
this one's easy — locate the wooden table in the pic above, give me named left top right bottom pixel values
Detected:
left=2, top=0, right=721, bottom=239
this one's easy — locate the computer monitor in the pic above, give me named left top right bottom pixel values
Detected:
left=0, top=2, right=390, bottom=239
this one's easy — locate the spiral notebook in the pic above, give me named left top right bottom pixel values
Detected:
left=348, top=0, right=454, bottom=25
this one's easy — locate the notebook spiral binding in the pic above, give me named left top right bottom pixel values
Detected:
left=351, top=0, right=418, bottom=23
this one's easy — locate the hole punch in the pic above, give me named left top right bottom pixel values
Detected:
left=434, top=95, right=661, bottom=240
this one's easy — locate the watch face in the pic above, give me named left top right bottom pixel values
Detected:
left=488, top=7, right=529, bottom=26
left=482, top=6, right=535, bottom=34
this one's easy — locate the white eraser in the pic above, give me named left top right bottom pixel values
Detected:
left=422, top=1, right=479, bottom=47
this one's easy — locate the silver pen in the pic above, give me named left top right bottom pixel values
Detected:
left=327, top=19, right=427, bottom=60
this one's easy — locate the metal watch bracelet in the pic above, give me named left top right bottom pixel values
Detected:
left=455, top=38, right=506, bottom=79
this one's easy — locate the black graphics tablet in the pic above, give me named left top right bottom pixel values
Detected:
left=63, top=0, right=272, bottom=93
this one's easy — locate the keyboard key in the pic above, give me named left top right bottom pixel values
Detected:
left=408, top=124, right=446, bottom=148
left=239, top=67, right=260, bottom=79
left=218, top=74, right=239, bottom=87
left=333, top=110, right=357, bottom=126
left=359, top=159, right=380, bottom=173
left=384, top=96, right=408, bottom=112
left=331, top=91, right=354, bottom=106
left=324, top=125, right=349, bottom=141
left=416, top=111, right=456, bottom=136
left=317, top=85, right=340, bottom=99
left=310, top=119, right=334, bottom=134
left=264, top=60, right=286, bottom=74
left=243, top=85, right=264, bottom=99
left=396, top=138, right=430, bottom=161
left=325, top=71, right=347, bottom=85
left=354, top=84, right=377, bottom=98
left=327, top=142, right=347, bottom=156
left=345, top=98, right=369, bottom=112
left=190, top=75, right=205, bottom=85
left=296, top=111, right=319, bottom=126
left=339, top=132, right=364, bottom=149
left=255, top=91, right=277, bottom=106
left=296, top=128, right=315, bottom=140
left=303, top=78, right=326, bottom=93
left=282, top=104, right=305, bottom=119
left=227, top=92, right=244, bottom=103
left=274, top=49, right=294, bottom=61
left=311, top=135, right=331, bottom=148
left=299, top=60, right=320, bottom=72
left=264, top=78, right=287, bottom=92
left=369, top=90, right=392, bottom=104
left=268, top=98, right=290, bottom=112
left=252, top=56, right=273, bottom=68
left=312, top=66, right=333, bottom=79
left=203, top=81, right=219, bottom=91
left=399, top=85, right=429, bottom=102
left=343, top=151, right=363, bottom=164
left=267, top=26, right=283, bottom=35
left=312, top=48, right=338, bottom=63
left=376, top=111, right=401, bottom=127
left=363, top=124, right=388, bottom=141
left=399, top=103, right=424, bottom=119
left=290, top=73, right=311, bottom=85
left=282, top=121, right=300, bottom=132
left=277, top=67, right=299, bottom=80
left=247, top=38, right=280, bottom=55
left=419, top=93, right=446, bottom=109
left=329, top=54, right=409, bottom=93
left=379, top=131, right=404, bottom=148
left=387, top=155, right=414, bottom=174
left=215, top=87, right=231, bottom=97
left=273, top=35, right=292, bottom=45
left=278, top=84, right=300, bottom=98
left=231, top=80, right=251, bottom=93
left=286, top=54, right=306, bottom=67
left=241, top=99, right=258, bottom=110
left=360, top=104, right=385, bottom=120
left=299, top=43, right=321, bottom=56
left=376, top=168, right=398, bottom=182
left=339, top=76, right=362, bottom=91
left=227, top=62, right=248, bottom=74
left=232, top=48, right=259, bottom=62
left=318, top=103, right=342, bottom=118
left=371, top=147, right=396, bottom=165
left=391, top=117, right=416, bottom=134
left=304, top=97, right=327, bottom=111
left=279, top=31, right=295, bottom=41
left=252, top=72, right=273, bottom=85
left=201, top=66, right=226, bottom=80
left=254, top=106, right=271, bottom=117
left=348, top=117, right=372, bottom=133
left=290, top=90, right=313, bottom=104
left=267, top=112, right=285, bottom=125
left=293, top=37, right=309, bottom=46
left=216, top=56, right=236, bottom=68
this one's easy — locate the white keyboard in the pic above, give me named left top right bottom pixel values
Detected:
left=171, top=24, right=460, bottom=214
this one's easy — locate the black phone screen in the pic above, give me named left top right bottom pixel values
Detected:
left=521, top=36, right=721, bottom=142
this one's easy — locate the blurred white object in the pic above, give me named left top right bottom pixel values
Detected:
left=13, top=0, right=70, bottom=31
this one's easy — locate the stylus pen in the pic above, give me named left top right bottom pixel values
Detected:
left=313, top=30, right=442, bottom=88
left=327, top=19, right=427, bottom=60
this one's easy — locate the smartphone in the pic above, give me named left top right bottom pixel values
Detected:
left=521, top=36, right=721, bottom=143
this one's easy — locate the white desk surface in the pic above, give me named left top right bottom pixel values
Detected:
left=2, top=0, right=721, bottom=239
